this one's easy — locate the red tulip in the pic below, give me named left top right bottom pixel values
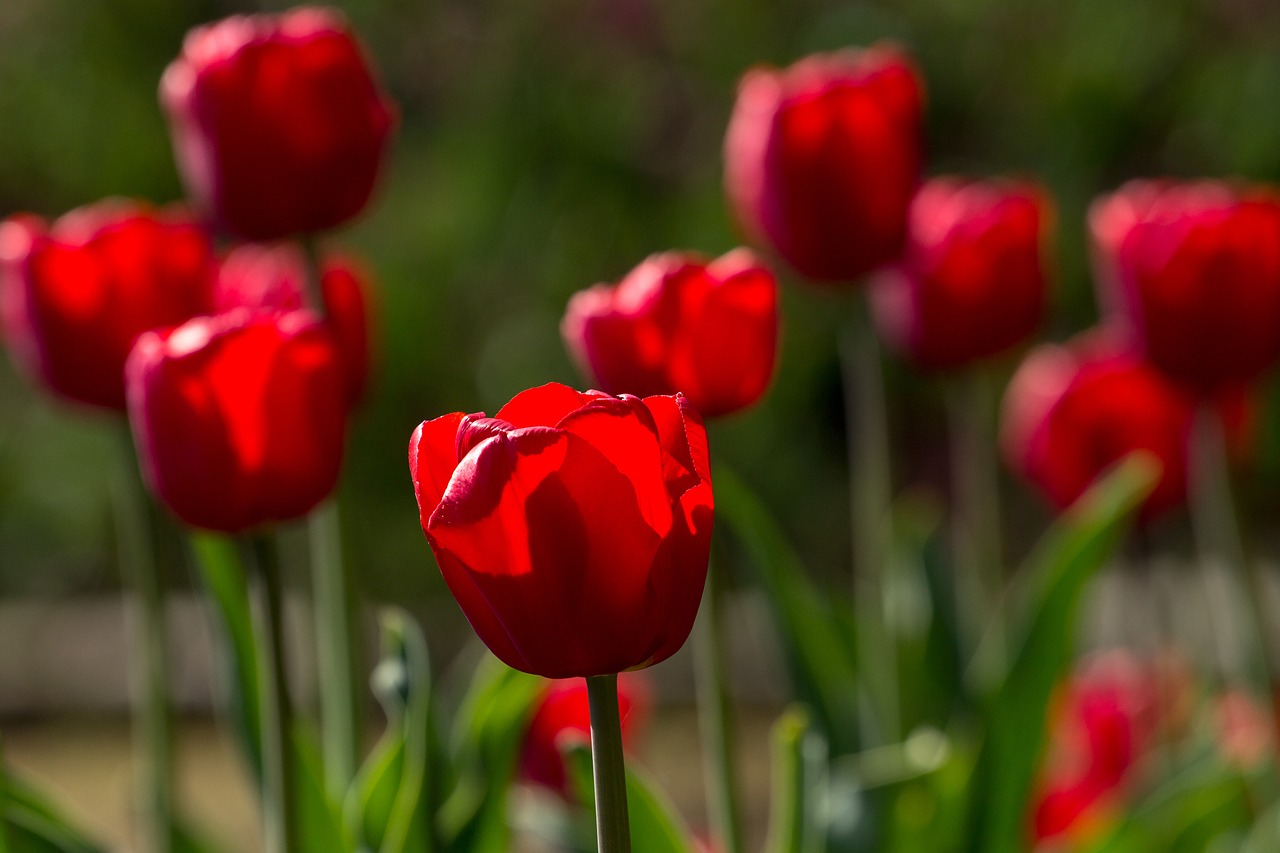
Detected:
left=870, top=178, right=1050, bottom=370
left=1001, top=331, right=1251, bottom=520
left=1214, top=688, right=1275, bottom=769
left=216, top=243, right=373, bottom=404
left=160, top=7, right=397, bottom=241
left=519, top=673, right=651, bottom=796
left=126, top=309, right=348, bottom=532
left=1031, top=652, right=1156, bottom=844
left=1090, top=180, right=1280, bottom=393
left=561, top=249, right=778, bottom=417
left=0, top=201, right=216, bottom=411
left=409, top=383, right=714, bottom=679
left=723, top=45, right=923, bottom=283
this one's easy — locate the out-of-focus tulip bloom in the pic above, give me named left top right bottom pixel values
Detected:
left=216, top=243, right=373, bottom=404
left=160, top=7, right=396, bottom=241
left=519, top=673, right=651, bottom=797
left=562, top=249, right=778, bottom=417
left=1090, top=180, right=1280, bottom=393
left=724, top=45, right=923, bottom=283
left=126, top=309, right=348, bottom=532
left=409, top=383, right=714, bottom=679
left=1001, top=331, right=1251, bottom=520
left=0, top=202, right=215, bottom=411
left=870, top=178, right=1050, bottom=370
left=1031, top=652, right=1156, bottom=844
left=1215, top=688, right=1275, bottom=769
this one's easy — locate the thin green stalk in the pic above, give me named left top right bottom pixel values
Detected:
left=112, top=427, right=174, bottom=853
left=1187, top=406, right=1278, bottom=715
left=247, top=536, right=298, bottom=853
left=309, top=502, right=359, bottom=798
left=586, top=674, right=631, bottom=853
left=0, top=731, right=12, bottom=853
left=694, top=555, right=744, bottom=853
left=838, top=298, right=898, bottom=745
left=944, top=369, right=1004, bottom=667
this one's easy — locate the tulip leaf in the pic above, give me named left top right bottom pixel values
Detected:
left=964, top=453, right=1160, bottom=853
left=2, top=772, right=104, bottom=853
left=562, top=742, right=697, bottom=853
left=189, top=532, right=264, bottom=781
left=346, top=609, right=437, bottom=853
left=764, top=706, right=819, bottom=853
left=292, top=725, right=350, bottom=853
left=438, top=655, right=542, bottom=853
left=715, top=464, right=862, bottom=754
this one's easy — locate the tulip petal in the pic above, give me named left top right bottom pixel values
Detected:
left=408, top=412, right=468, bottom=525
left=496, top=382, right=604, bottom=429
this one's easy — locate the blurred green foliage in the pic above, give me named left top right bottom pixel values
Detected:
left=3, top=0, right=1280, bottom=606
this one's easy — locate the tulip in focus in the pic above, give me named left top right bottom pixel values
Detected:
left=216, top=242, right=373, bottom=404
left=1090, top=180, right=1280, bottom=394
left=519, top=673, right=651, bottom=797
left=724, top=45, right=923, bottom=283
left=0, top=201, right=216, bottom=410
left=126, top=309, right=348, bottom=532
left=870, top=178, right=1050, bottom=370
left=562, top=249, right=778, bottom=417
left=1001, top=331, right=1251, bottom=520
left=409, top=383, right=714, bottom=679
left=160, top=7, right=397, bottom=241
left=1031, top=651, right=1156, bottom=845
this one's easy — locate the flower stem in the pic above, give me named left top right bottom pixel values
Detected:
left=248, top=535, right=298, bottom=853
left=944, top=368, right=1004, bottom=666
left=695, top=553, right=744, bottom=853
left=309, top=502, right=359, bottom=798
left=1188, top=406, right=1277, bottom=708
left=838, top=297, right=898, bottom=745
left=112, top=427, right=174, bottom=853
left=0, top=731, right=12, bottom=853
left=586, top=674, right=631, bottom=853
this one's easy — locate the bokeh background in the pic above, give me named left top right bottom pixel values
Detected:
left=4, top=0, right=1280, bottom=846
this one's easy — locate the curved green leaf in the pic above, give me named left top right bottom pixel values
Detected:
left=563, top=742, right=696, bottom=853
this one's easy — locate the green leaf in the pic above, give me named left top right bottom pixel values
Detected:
left=346, top=609, right=437, bottom=853
left=965, top=454, right=1160, bottom=853
left=438, top=656, right=542, bottom=853
left=715, top=465, right=862, bottom=754
left=2, top=773, right=105, bottom=853
left=189, top=532, right=264, bottom=781
left=764, top=707, right=817, bottom=853
left=292, top=725, right=350, bottom=853
left=562, top=743, right=696, bottom=853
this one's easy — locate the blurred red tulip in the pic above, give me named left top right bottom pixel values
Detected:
left=724, top=45, right=923, bottom=283
left=126, top=309, right=348, bottom=532
left=216, top=243, right=373, bottom=404
left=870, top=178, right=1050, bottom=370
left=519, top=672, right=651, bottom=797
left=1001, top=331, right=1251, bottom=520
left=409, top=383, right=714, bottom=678
left=1090, top=180, right=1280, bottom=394
left=1215, top=688, right=1275, bottom=769
left=1032, top=652, right=1156, bottom=844
left=0, top=202, right=215, bottom=411
left=161, top=7, right=396, bottom=241
left=562, top=248, right=778, bottom=417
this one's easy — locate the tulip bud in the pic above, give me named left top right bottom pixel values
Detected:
left=724, top=45, right=924, bottom=283
left=1090, top=180, right=1280, bottom=393
left=519, top=673, right=650, bottom=797
left=0, top=201, right=216, bottom=411
left=216, top=243, right=373, bottom=405
left=126, top=310, right=348, bottom=532
left=870, top=178, right=1050, bottom=370
left=562, top=249, right=779, bottom=417
left=409, top=383, right=714, bottom=679
left=1001, top=331, right=1251, bottom=520
left=160, top=7, right=397, bottom=241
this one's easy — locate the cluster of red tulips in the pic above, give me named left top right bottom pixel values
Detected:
left=4, top=4, right=1280, bottom=853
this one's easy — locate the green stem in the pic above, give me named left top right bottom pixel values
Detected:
left=694, top=555, right=744, bottom=853
left=112, top=427, right=174, bottom=853
left=944, top=369, right=1004, bottom=667
left=309, top=502, right=359, bottom=799
left=299, top=235, right=327, bottom=319
left=837, top=297, right=898, bottom=745
left=586, top=674, right=631, bottom=853
left=0, top=731, right=12, bottom=853
left=1187, top=406, right=1277, bottom=711
left=248, top=536, right=298, bottom=853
